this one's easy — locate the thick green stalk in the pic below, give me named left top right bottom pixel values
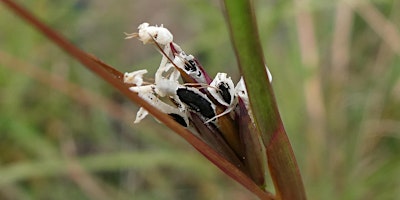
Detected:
left=223, top=0, right=307, bottom=199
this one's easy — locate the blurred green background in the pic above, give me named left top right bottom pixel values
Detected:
left=0, top=0, right=399, bottom=199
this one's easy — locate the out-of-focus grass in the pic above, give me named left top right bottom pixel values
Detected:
left=0, top=0, right=399, bottom=199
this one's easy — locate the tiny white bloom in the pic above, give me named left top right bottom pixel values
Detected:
left=132, top=22, right=173, bottom=45
left=208, top=73, right=235, bottom=107
left=155, top=78, right=181, bottom=97
left=173, top=52, right=207, bottom=83
left=234, top=77, right=256, bottom=123
left=129, top=84, right=155, bottom=94
left=124, top=69, right=148, bottom=86
left=130, top=83, right=188, bottom=126
left=134, top=107, right=149, bottom=123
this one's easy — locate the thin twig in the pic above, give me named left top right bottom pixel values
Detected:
left=354, top=0, right=400, bottom=164
left=331, top=2, right=353, bottom=82
left=350, top=1, right=400, bottom=56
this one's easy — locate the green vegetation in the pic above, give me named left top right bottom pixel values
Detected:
left=0, top=0, right=399, bottom=199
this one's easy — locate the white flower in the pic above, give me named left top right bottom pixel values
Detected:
left=124, top=22, right=273, bottom=126
left=130, top=84, right=188, bottom=126
left=134, top=107, right=149, bottom=124
left=125, top=22, right=173, bottom=45
left=173, top=52, right=208, bottom=84
left=208, top=73, right=235, bottom=107
left=124, top=69, right=148, bottom=86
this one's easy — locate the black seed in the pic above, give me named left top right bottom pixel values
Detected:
left=184, top=59, right=197, bottom=72
left=176, top=88, right=215, bottom=119
left=168, top=113, right=188, bottom=127
left=218, top=83, right=232, bottom=104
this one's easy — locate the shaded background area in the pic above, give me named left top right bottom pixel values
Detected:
left=0, top=0, right=399, bottom=199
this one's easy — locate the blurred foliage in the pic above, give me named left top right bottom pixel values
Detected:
left=0, top=0, right=399, bottom=199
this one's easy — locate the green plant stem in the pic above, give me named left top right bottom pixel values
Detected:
left=223, top=0, right=307, bottom=199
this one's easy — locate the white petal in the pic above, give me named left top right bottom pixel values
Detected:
left=124, top=69, right=148, bottom=86
left=208, top=73, right=235, bottom=106
left=134, top=107, right=149, bottom=123
left=129, top=85, right=154, bottom=93
left=137, top=23, right=173, bottom=45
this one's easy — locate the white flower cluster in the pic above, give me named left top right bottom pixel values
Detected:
left=124, top=23, right=272, bottom=127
